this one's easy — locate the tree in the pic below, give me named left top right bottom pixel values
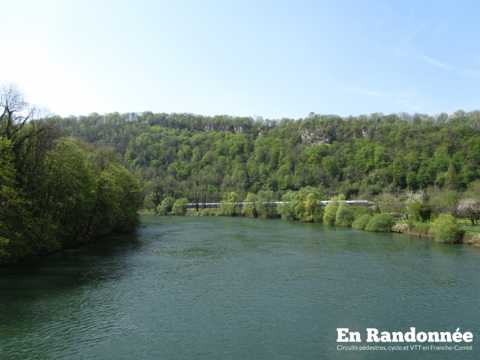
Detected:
left=431, top=214, right=463, bottom=243
left=219, top=192, right=240, bottom=216
left=335, top=203, right=355, bottom=227
left=457, top=199, right=480, bottom=225
left=278, top=191, right=297, bottom=221
left=242, top=193, right=258, bottom=218
left=256, top=190, right=277, bottom=219
left=0, top=88, right=142, bottom=263
left=427, top=188, right=459, bottom=216
left=172, top=198, right=188, bottom=216
left=365, top=214, right=394, bottom=232
left=352, top=214, right=372, bottom=230
left=302, top=192, right=323, bottom=222
left=157, top=196, right=175, bottom=215
left=323, top=200, right=338, bottom=226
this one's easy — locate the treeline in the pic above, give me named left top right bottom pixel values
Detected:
left=0, top=88, right=142, bottom=264
left=47, top=105, right=480, bottom=244
left=161, top=187, right=475, bottom=244
left=49, top=110, right=480, bottom=208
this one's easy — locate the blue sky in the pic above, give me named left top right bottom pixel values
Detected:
left=1, top=0, right=480, bottom=118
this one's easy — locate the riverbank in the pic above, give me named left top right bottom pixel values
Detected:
left=145, top=206, right=480, bottom=248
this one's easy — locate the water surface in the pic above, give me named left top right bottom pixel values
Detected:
left=1, top=216, right=479, bottom=359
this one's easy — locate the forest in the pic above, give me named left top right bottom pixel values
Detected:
left=48, top=108, right=480, bottom=244
left=3, top=90, right=480, bottom=263
left=0, top=88, right=142, bottom=264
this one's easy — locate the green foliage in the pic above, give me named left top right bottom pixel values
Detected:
left=255, top=190, right=278, bottom=219
left=375, top=193, right=405, bottom=217
left=427, top=188, right=459, bottom=216
left=301, top=191, right=323, bottom=223
left=352, top=214, right=372, bottom=230
left=172, top=198, right=189, bottom=216
left=51, top=111, right=480, bottom=203
left=278, top=191, right=297, bottom=221
left=406, top=201, right=431, bottom=222
left=335, top=203, right=355, bottom=227
left=407, top=221, right=431, bottom=237
left=0, top=97, right=142, bottom=264
left=323, top=200, right=339, bottom=226
left=242, top=193, right=258, bottom=218
left=219, top=192, right=240, bottom=216
left=431, top=214, right=463, bottom=243
left=157, top=196, right=175, bottom=215
left=365, top=214, right=394, bottom=232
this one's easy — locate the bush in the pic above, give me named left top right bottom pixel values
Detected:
left=335, top=203, right=355, bottom=227
left=430, top=214, right=463, bottom=243
left=427, top=188, right=459, bottom=216
left=278, top=192, right=296, bottom=221
left=406, top=201, right=431, bottom=221
left=375, top=193, right=405, bottom=217
left=409, top=221, right=431, bottom=237
left=457, top=198, right=480, bottom=225
left=219, top=192, right=239, bottom=216
left=352, top=214, right=372, bottom=230
left=365, top=214, right=394, bottom=232
left=157, top=196, right=175, bottom=215
left=242, top=193, right=258, bottom=218
left=172, top=198, right=188, bottom=216
left=301, top=192, right=323, bottom=222
left=323, top=201, right=338, bottom=226
left=256, top=190, right=278, bottom=219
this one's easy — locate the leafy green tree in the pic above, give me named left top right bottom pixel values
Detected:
left=255, top=190, right=277, bottom=219
left=278, top=191, right=297, bottom=221
left=352, top=214, right=372, bottom=230
left=172, top=198, right=188, bottom=216
left=365, top=214, right=394, bottom=232
left=323, top=200, right=339, bottom=226
left=335, top=203, right=355, bottom=227
left=427, top=188, right=459, bottom=216
left=431, top=214, right=463, bottom=243
left=219, top=192, right=240, bottom=216
left=157, top=196, right=175, bottom=215
left=242, top=193, right=258, bottom=218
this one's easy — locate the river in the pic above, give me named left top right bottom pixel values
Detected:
left=1, top=216, right=479, bottom=359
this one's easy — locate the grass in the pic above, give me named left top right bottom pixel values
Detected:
left=457, top=218, right=480, bottom=235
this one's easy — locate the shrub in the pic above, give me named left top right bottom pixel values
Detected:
left=302, top=192, right=323, bottom=222
left=427, top=188, right=459, bottom=216
left=172, top=198, right=188, bottom=216
left=375, top=193, right=405, bottom=217
left=256, top=190, right=278, bottom=219
left=457, top=198, right=480, bottom=225
left=410, top=221, right=431, bottom=237
left=406, top=201, right=431, bottom=221
left=365, top=214, right=394, bottom=232
left=157, top=196, right=175, bottom=215
left=278, top=191, right=296, bottom=221
left=335, top=203, right=355, bottom=227
left=242, top=193, right=258, bottom=218
left=219, top=192, right=239, bottom=216
left=352, top=214, right=372, bottom=230
left=430, top=214, right=463, bottom=243
left=323, top=201, right=338, bottom=226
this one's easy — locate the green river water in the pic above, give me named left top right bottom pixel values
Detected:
left=1, top=215, right=479, bottom=359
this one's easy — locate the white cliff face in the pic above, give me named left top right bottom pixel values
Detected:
left=300, top=129, right=332, bottom=145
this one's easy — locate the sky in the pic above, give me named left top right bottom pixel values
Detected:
left=1, top=0, right=480, bottom=118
